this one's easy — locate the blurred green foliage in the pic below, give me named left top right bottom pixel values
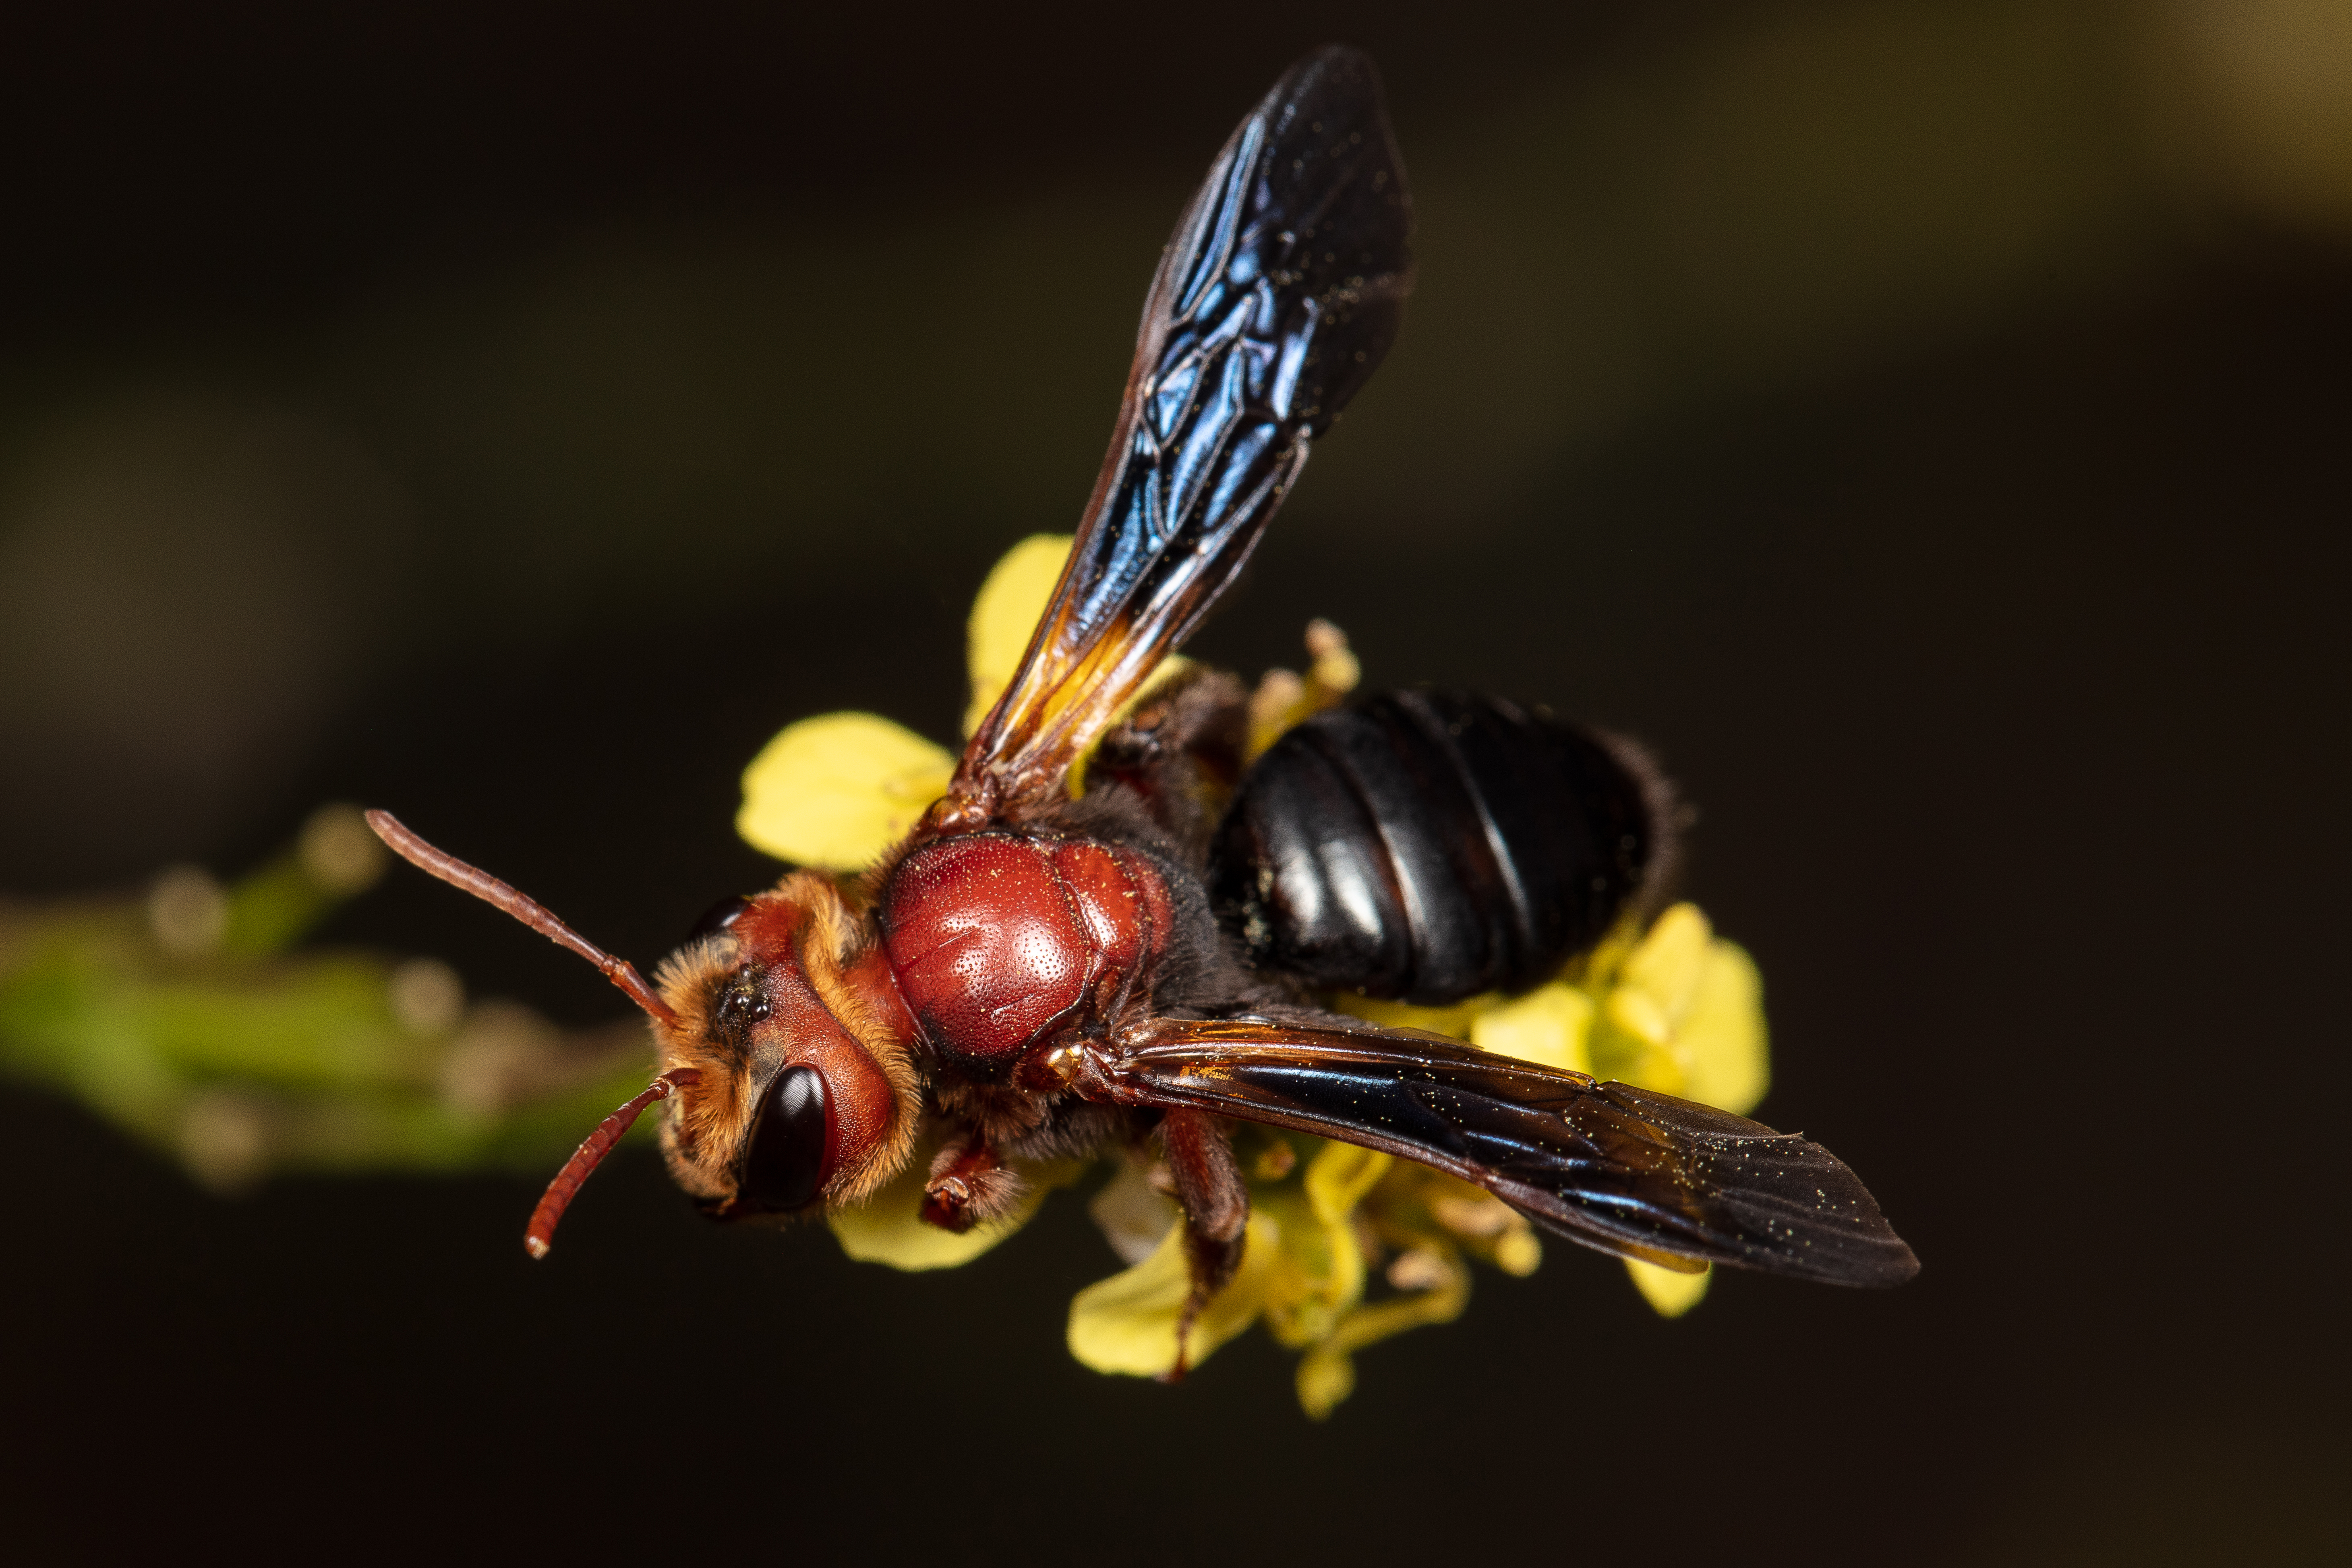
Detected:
left=0, top=804, right=653, bottom=1192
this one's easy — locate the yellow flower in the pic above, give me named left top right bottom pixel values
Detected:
left=1066, top=1211, right=1283, bottom=1376
left=1625, top=1256, right=1712, bottom=1317
left=961, top=534, right=1077, bottom=739
left=1059, top=1134, right=1484, bottom=1417
left=737, top=535, right=1070, bottom=876
left=1468, top=982, right=1594, bottom=1075
left=737, top=534, right=1193, bottom=872
left=1591, top=903, right=1770, bottom=1115
left=737, top=714, right=952, bottom=872
left=735, top=534, right=1776, bottom=1414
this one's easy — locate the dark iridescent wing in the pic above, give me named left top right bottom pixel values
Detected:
left=954, top=47, right=1412, bottom=811
left=1080, top=1017, right=1919, bottom=1286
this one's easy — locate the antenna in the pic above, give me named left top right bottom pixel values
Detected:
left=523, top=1068, right=702, bottom=1258
left=364, top=810, right=680, bottom=1025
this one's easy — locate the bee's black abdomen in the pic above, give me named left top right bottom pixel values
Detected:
left=1211, top=690, right=1659, bottom=1005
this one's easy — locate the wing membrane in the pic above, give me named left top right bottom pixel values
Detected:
left=955, top=46, right=1413, bottom=810
left=1081, top=1017, right=1919, bottom=1286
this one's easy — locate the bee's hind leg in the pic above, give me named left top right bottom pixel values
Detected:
left=1157, top=1108, right=1248, bottom=1383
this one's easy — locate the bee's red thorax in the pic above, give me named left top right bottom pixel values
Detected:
left=877, top=829, right=1174, bottom=1076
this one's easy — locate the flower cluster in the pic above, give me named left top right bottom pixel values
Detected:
left=737, top=536, right=1774, bottom=1415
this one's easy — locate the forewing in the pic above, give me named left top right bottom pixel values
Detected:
left=1083, top=1017, right=1919, bottom=1286
left=955, top=46, right=1412, bottom=810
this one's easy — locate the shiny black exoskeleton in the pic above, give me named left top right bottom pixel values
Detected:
left=1211, top=689, right=1661, bottom=1006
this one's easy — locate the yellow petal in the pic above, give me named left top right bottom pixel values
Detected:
left=1625, top=1257, right=1712, bottom=1317
left=1575, top=922, right=1641, bottom=992
left=959, top=534, right=1195, bottom=786
left=1589, top=1014, right=1685, bottom=1096
left=1675, top=938, right=1770, bottom=1116
left=1292, top=1241, right=1470, bottom=1419
left=737, top=713, right=954, bottom=871
left=1592, top=902, right=1724, bottom=1094
left=828, top=1143, right=1056, bottom=1271
left=1331, top=992, right=1483, bottom=1041
left=1612, top=902, right=1714, bottom=1040
left=1295, top=1341, right=1358, bottom=1420
left=1253, top=1140, right=1387, bottom=1351
left=1256, top=1189, right=1366, bottom=1350
left=1469, top=982, right=1594, bottom=1074
left=1303, top=1139, right=1393, bottom=1227
left=1066, top=1211, right=1281, bottom=1378
left=1491, top=1226, right=1543, bottom=1276
left=964, top=534, right=1075, bottom=737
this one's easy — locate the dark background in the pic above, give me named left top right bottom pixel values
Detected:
left=3, top=2, right=2346, bottom=1563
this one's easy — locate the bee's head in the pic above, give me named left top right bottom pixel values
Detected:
left=362, top=812, right=919, bottom=1257
left=649, top=873, right=919, bottom=1222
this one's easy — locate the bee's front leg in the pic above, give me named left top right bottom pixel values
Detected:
left=1158, top=1107, right=1248, bottom=1382
left=919, top=1128, right=1026, bottom=1232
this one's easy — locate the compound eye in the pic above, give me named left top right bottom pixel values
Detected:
left=687, top=895, right=752, bottom=942
left=739, top=1064, right=827, bottom=1212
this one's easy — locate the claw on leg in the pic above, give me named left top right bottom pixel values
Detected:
left=920, top=1135, right=1025, bottom=1232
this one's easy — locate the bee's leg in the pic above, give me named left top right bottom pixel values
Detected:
left=1159, top=1108, right=1248, bottom=1382
left=920, top=1129, right=1027, bottom=1232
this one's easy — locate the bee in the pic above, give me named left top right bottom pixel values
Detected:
left=369, top=46, right=1917, bottom=1357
